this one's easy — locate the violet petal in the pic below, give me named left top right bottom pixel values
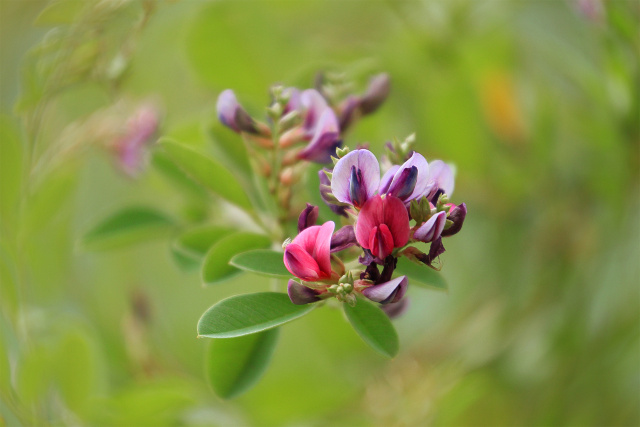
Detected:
left=330, top=225, right=357, bottom=253
left=331, top=149, right=380, bottom=206
left=414, top=211, right=447, bottom=243
left=441, top=203, right=467, bottom=237
left=287, top=280, right=321, bottom=305
left=298, top=203, right=319, bottom=233
left=361, top=275, right=408, bottom=305
left=381, top=297, right=410, bottom=319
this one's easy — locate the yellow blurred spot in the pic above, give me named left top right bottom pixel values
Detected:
left=480, top=72, right=526, bottom=144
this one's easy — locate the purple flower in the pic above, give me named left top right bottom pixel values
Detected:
left=319, top=168, right=348, bottom=217
left=331, top=149, right=380, bottom=208
left=300, top=89, right=330, bottom=136
left=330, top=225, right=357, bottom=253
left=441, top=203, right=467, bottom=237
left=379, top=152, right=430, bottom=203
left=216, top=89, right=257, bottom=134
left=359, top=73, right=391, bottom=115
left=298, top=203, right=319, bottom=232
left=287, top=279, right=322, bottom=305
left=413, top=211, right=447, bottom=243
left=362, top=275, right=408, bottom=305
left=297, top=108, right=341, bottom=163
left=381, top=297, right=410, bottom=319
left=425, top=160, right=455, bottom=203
left=115, top=105, right=159, bottom=177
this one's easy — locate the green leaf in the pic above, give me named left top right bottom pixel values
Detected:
left=205, top=328, right=279, bottom=399
left=81, top=207, right=175, bottom=251
left=157, top=138, right=252, bottom=211
left=197, top=293, right=314, bottom=338
left=151, top=150, right=206, bottom=197
left=395, top=257, right=448, bottom=291
left=343, top=297, right=399, bottom=358
left=229, top=249, right=290, bottom=278
left=174, top=225, right=235, bottom=259
left=201, top=232, right=271, bottom=285
left=35, top=0, right=85, bottom=26
left=210, top=123, right=252, bottom=179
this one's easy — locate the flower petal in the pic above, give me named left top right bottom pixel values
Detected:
left=332, top=149, right=380, bottom=205
left=414, top=211, right=447, bottom=242
left=313, top=221, right=335, bottom=277
left=283, top=244, right=320, bottom=281
left=379, top=165, right=400, bottom=194
left=300, top=89, right=329, bottom=134
left=355, top=195, right=384, bottom=248
left=297, top=203, right=319, bottom=233
left=441, top=202, right=467, bottom=237
left=381, top=196, right=410, bottom=248
left=428, top=160, right=455, bottom=196
left=297, top=108, right=341, bottom=163
left=392, top=152, right=430, bottom=202
left=330, top=225, right=357, bottom=253
left=362, top=275, right=408, bottom=304
left=381, top=297, right=410, bottom=319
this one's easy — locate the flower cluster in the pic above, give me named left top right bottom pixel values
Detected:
left=284, top=143, right=467, bottom=317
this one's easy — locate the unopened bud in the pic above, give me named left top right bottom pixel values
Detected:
left=336, top=146, right=351, bottom=158
left=359, top=73, right=390, bottom=115
left=280, top=167, right=294, bottom=186
left=267, top=103, right=283, bottom=119
left=344, top=293, right=357, bottom=307
left=279, top=110, right=301, bottom=132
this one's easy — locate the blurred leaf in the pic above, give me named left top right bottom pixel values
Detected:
left=205, top=328, right=279, bottom=399
left=25, top=165, right=78, bottom=232
left=201, top=232, right=271, bottom=285
left=174, top=225, right=235, bottom=259
left=229, top=249, right=290, bottom=278
left=35, top=0, right=85, bottom=26
left=210, top=123, right=252, bottom=179
left=54, top=330, right=96, bottom=411
left=198, top=292, right=314, bottom=338
left=395, top=256, right=448, bottom=291
left=157, top=138, right=253, bottom=211
left=170, top=224, right=234, bottom=272
left=151, top=150, right=206, bottom=196
left=81, top=206, right=175, bottom=251
left=0, top=115, right=23, bottom=231
left=343, top=297, right=399, bottom=358
left=15, top=344, right=53, bottom=405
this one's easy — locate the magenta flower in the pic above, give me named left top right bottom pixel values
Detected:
left=216, top=89, right=257, bottom=134
left=362, top=275, right=408, bottom=305
left=355, top=195, right=410, bottom=259
left=331, top=149, right=380, bottom=208
left=413, top=211, right=447, bottom=243
left=115, top=105, right=159, bottom=177
left=379, top=152, right=430, bottom=203
left=284, top=221, right=336, bottom=282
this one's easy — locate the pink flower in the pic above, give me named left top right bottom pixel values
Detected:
left=355, top=195, right=410, bottom=259
left=284, top=221, right=336, bottom=282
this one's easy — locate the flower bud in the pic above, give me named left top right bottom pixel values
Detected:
left=441, top=203, right=467, bottom=237
left=297, top=203, right=319, bottom=233
left=216, top=89, right=258, bottom=134
left=361, top=275, right=408, bottom=305
left=359, top=73, right=390, bottom=115
left=287, top=280, right=322, bottom=305
left=413, top=211, right=447, bottom=243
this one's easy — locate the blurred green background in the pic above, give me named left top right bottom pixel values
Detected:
left=1, top=0, right=638, bottom=426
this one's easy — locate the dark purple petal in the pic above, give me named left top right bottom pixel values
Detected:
left=287, top=280, right=321, bottom=305
left=297, top=109, right=341, bottom=163
left=427, top=237, right=445, bottom=263
left=297, top=203, right=319, bottom=232
left=338, top=95, right=361, bottom=131
left=331, top=149, right=380, bottom=206
left=381, top=297, right=410, bottom=319
left=216, top=90, right=257, bottom=134
left=382, top=152, right=429, bottom=203
left=379, top=165, right=400, bottom=194
left=361, top=275, right=408, bottom=305
left=414, top=211, right=447, bottom=243
left=387, top=166, right=418, bottom=200
left=359, top=73, right=390, bottom=115
left=441, top=203, right=467, bottom=237
left=330, top=225, right=357, bottom=253
left=319, top=168, right=348, bottom=217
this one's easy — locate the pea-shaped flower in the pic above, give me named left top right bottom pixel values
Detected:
left=331, top=149, right=380, bottom=208
left=284, top=221, right=337, bottom=282
left=355, top=195, right=410, bottom=259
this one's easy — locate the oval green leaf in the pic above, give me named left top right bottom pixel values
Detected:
left=343, top=297, right=399, bottom=358
left=205, top=328, right=279, bottom=399
left=81, top=207, right=175, bottom=251
left=157, top=138, right=252, bottom=211
left=201, top=232, right=271, bottom=285
left=174, top=225, right=235, bottom=259
left=395, top=257, right=448, bottom=291
left=198, top=292, right=314, bottom=338
left=229, top=249, right=290, bottom=278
